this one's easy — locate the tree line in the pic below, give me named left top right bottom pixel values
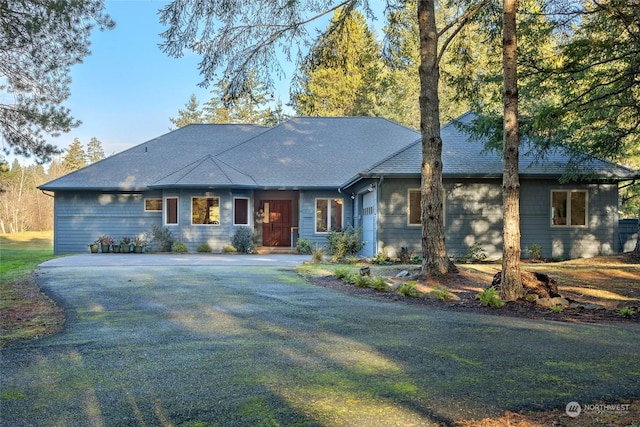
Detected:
left=0, top=138, right=105, bottom=233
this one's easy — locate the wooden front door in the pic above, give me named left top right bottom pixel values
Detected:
left=262, top=200, right=292, bottom=246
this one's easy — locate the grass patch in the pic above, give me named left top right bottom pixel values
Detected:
left=0, top=231, right=64, bottom=346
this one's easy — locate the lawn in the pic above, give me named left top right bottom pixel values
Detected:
left=0, top=231, right=64, bottom=345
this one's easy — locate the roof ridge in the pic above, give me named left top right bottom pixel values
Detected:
left=212, top=156, right=259, bottom=186
left=151, top=155, right=215, bottom=186
left=361, top=138, right=421, bottom=174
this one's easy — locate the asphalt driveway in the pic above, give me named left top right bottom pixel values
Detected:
left=1, top=255, right=639, bottom=426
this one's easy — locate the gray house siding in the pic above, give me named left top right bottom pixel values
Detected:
left=371, top=178, right=620, bottom=260
left=52, top=191, right=162, bottom=254
left=298, top=189, right=354, bottom=249
left=619, top=219, right=639, bottom=252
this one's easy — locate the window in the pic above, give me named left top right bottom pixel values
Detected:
left=408, top=188, right=445, bottom=225
left=192, top=197, right=220, bottom=225
left=234, top=197, right=250, bottom=225
left=408, top=189, right=421, bottom=225
left=165, top=197, right=178, bottom=225
left=145, top=198, right=162, bottom=212
left=316, top=198, right=343, bottom=233
left=551, top=190, right=587, bottom=226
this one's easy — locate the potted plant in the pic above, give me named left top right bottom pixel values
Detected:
left=119, top=237, right=132, bottom=253
left=133, top=236, right=147, bottom=253
left=88, top=241, right=99, bottom=253
left=98, top=235, right=114, bottom=253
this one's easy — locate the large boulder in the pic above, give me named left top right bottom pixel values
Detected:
left=491, top=270, right=560, bottom=299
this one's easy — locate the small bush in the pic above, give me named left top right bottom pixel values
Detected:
left=222, top=245, right=237, bottom=254
left=311, top=245, right=324, bottom=263
left=296, top=238, right=312, bottom=255
left=398, top=247, right=415, bottom=264
left=197, top=243, right=212, bottom=253
left=371, top=247, right=392, bottom=265
left=232, top=227, right=254, bottom=253
left=369, top=276, right=389, bottom=292
left=397, top=281, right=422, bottom=298
left=430, top=286, right=455, bottom=301
left=172, top=241, right=188, bottom=253
left=326, top=227, right=364, bottom=262
left=354, top=274, right=371, bottom=288
left=550, top=305, right=564, bottom=313
left=529, top=243, right=542, bottom=261
left=618, top=306, right=636, bottom=317
left=478, top=287, right=505, bottom=308
left=333, top=267, right=351, bottom=280
left=459, top=244, right=487, bottom=263
left=148, top=225, right=174, bottom=252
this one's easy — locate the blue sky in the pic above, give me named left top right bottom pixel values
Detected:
left=47, top=0, right=297, bottom=160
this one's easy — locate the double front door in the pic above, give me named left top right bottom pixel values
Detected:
left=261, top=200, right=291, bottom=247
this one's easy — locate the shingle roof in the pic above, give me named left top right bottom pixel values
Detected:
left=39, top=113, right=637, bottom=192
left=358, top=111, right=638, bottom=181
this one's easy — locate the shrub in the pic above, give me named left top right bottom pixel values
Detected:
left=460, top=244, right=488, bottom=263
left=369, top=276, right=389, bottom=292
left=398, top=247, right=415, bottom=264
left=148, top=225, right=174, bottom=252
left=296, top=238, right=313, bottom=254
left=430, top=286, right=455, bottom=301
left=478, top=287, right=505, bottom=308
left=172, top=241, right=188, bottom=253
left=197, top=243, right=212, bottom=253
left=311, top=245, right=324, bottom=263
left=550, top=305, right=564, bottom=313
left=529, top=243, right=542, bottom=261
left=371, top=247, right=392, bottom=265
left=397, top=281, right=422, bottom=298
left=232, top=227, right=254, bottom=253
left=353, top=274, right=371, bottom=288
left=222, top=245, right=237, bottom=254
left=333, top=267, right=350, bottom=280
left=618, top=306, right=636, bottom=318
left=326, top=227, right=364, bottom=262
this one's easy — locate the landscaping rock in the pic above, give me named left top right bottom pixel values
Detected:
left=396, top=270, right=411, bottom=278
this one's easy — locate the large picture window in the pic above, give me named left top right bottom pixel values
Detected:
left=551, top=190, right=587, bottom=226
left=192, top=197, right=220, bottom=225
left=165, top=197, right=178, bottom=225
left=316, top=198, right=343, bottom=233
left=234, top=197, right=250, bottom=225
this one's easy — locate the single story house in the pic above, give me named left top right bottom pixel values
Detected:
left=40, top=112, right=639, bottom=259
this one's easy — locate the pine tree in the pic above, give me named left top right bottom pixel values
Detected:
left=62, top=138, right=87, bottom=172
left=86, top=137, right=105, bottom=163
left=169, top=94, right=204, bottom=129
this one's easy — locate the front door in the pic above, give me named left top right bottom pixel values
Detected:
left=262, top=200, right=292, bottom=246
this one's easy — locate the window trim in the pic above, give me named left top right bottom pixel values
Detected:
left=315, top=197, right=344, bottom=234
left=233, top=197, right=251, bottom=226
left=191, top=196, right=221, bottom=226
left=550, top=189, right=588, bottom=227
left=165, top=197, right=179, bottom=225
left=144, top=198, right=163, bottom=212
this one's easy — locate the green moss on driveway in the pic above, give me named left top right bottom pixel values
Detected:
left=1, top=265, right=639, bottom=426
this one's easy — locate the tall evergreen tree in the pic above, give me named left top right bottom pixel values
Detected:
left=86, top=137, right=105, bottom=163
left=169, top=94, right=204, bottom=129
left=62, top=138, right=87, bottom=172
left=0, top=0, right=114, bottom=162
left=290, top=8, right=384, bottom=117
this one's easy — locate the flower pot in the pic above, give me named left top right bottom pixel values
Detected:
left=89, top=244, right=99, bottom=253
left=112, top=245, right=121, bottom=253
left=134, top=245, right=143, bottom=253
left=101, top=244, right=111, bottom=253
left=120, top=244, right=131, bottom=253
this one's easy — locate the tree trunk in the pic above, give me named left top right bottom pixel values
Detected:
left=417, top=0, right=452, bottom=275
left=635, top=208, right=640, bottom=253
left=501, top=0, right=524, bottom=301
